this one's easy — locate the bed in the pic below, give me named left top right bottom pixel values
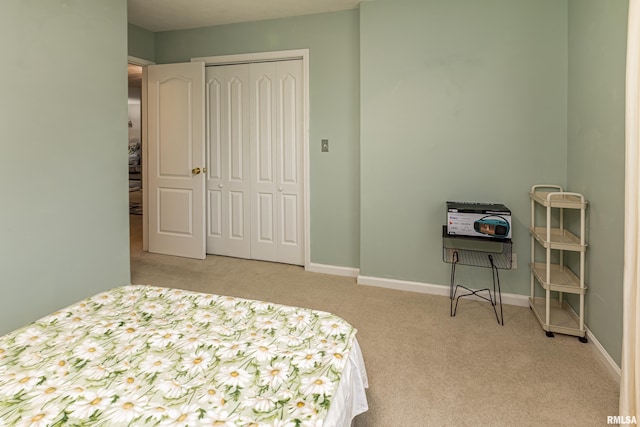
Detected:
left=0, top=285, right=368, bottom=426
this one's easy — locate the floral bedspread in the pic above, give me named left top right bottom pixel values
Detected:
left=0, top=285, right=357, bottom=426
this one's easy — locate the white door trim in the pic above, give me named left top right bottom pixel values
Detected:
left=192, top=50, right=310, bottom=269
left=128, top=55, right=155, bottom=66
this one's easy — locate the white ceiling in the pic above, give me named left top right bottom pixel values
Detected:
left=128, top=0, right=363, bottom=32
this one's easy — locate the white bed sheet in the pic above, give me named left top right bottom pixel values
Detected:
left=324, top=338, right=369, bottom=427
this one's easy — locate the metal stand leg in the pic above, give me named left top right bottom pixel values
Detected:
left=449, top=252, right=504, bottom=325
left=489, top=255, right=504, bottom=326
left=450, top=251, right=459, bottom=317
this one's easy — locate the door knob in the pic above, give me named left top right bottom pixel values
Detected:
left=278, top=186, right=284, bottom=192
left=192, top=167, right=201, bottom=175
left=218, top=184, right=223, bottom=188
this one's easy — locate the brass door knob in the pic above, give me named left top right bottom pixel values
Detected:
left=192, top=167, right=201, bottom=175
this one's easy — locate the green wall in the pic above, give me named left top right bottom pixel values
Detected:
left=145, top=0, right=627, bottom=366
left=360, top=0, right=568, bottom=292
left=154, top=11, right=361, bottom=268
left=128, top=23, right=155, bottom=62
left=0, top=0, right=131, bottom=335
left=567, top=0, right=628, bottom=366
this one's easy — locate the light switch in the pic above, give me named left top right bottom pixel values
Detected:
left=321, top=139, right=329, bottom=152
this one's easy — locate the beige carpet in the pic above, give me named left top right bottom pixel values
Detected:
left=129, top=213, right=619, bottom=426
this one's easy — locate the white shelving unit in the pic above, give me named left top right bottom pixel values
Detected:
left=529, top=184, right=588, bottom=342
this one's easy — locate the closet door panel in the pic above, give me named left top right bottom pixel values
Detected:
left=207, top=190, right=223, bottom=238
left=205, top=65, right=250, bottom=258
left=280, top=73, right=299, bottom=185
left=256, top=75, right=274, bottom=183
left=281, top=194, right=299, bottom=245
left=228, top=77, right=246, bottom=183
left=206, top=76, right=225, bottom=253
left=207, top=78, right=223, bottom=180
left=274, top=60, right=304, bottom=265
left=250, top=62, right=278, bottom=262
left=258, top=193, right=275, bottom=243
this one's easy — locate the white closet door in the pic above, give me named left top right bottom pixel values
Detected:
left=250, top=60, right=304, bottom=265
left=147, top=62, right=206, bottom=259
left=205, top=59, right=304, bottom=265
left=205, top=64, right=251, bottom=258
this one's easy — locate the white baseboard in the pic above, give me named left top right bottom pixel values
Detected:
left=356, top=275, right=530, bottom=307
left=562, top=304, right=621, bottom=382
left=586, top=325, right=621, bottom=382
left=357, top=275, right=449, bottom=296
left=549, top=302, right=622, bottom=382
left=306, top=263, right=360, bottom=278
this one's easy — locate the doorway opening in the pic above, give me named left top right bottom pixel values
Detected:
left=128, top=62, right=144, bottom=253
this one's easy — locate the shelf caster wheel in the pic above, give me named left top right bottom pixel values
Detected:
left=579, top=336, right=588, bottom=343
left=545, top=331, right=554, bottom=338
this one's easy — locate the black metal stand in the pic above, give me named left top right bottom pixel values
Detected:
left=442, top=226, right=511, bottom=325
left=448, top=251, right=505, bottom=326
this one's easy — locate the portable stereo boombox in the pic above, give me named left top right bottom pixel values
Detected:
left=446, top=201, right=512, bottom=239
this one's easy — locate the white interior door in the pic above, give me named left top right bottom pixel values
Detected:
left=205, top=65, right=251, bottom=258
left=147, top=62, right=206, bottom=259
left=250, top=60, right=304, bottom=265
